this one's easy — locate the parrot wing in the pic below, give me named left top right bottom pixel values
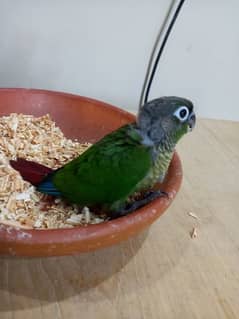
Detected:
left=52, top=125, right=152, bottom=207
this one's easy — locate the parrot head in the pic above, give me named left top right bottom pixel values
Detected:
left=137, top=96, right=196, bottom=145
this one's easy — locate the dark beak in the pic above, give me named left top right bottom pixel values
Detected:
left=188, top=112, right=196, bottom=131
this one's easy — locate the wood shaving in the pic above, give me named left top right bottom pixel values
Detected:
left=0, top=113, right=106, bottom=229
left=190, top=227, right=198, bottom=239
left=188, top=212, right=199, bottom=220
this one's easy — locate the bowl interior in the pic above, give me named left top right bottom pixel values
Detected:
left=0, top=88, right=134, bottom=142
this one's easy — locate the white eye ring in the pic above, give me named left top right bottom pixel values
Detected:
left=174, top=106, right=189, bottom=122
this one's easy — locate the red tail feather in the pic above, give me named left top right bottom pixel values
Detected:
left=10, top=158, right=53, bottom=186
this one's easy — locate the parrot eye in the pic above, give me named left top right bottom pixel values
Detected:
left=174, top=106, right=189, bottom=122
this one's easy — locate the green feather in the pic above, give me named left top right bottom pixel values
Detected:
left=53, top=124, right=152, bottom=210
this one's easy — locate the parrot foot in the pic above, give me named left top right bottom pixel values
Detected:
left=109, top=190, right=168, bottom=219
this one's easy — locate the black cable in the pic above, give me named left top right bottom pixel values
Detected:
left=143, top=0, right=186, bottom=105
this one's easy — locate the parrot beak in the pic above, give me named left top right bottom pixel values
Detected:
left=187, top=112, right=196, bottom=131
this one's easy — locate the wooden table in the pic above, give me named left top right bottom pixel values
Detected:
left=1, top=119, right=239, bottom=319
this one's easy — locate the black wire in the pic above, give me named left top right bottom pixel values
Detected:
left=143, top=0, right=186, bottom=105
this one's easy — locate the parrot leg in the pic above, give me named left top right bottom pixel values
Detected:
left=109, top=190, right=168, bottom=219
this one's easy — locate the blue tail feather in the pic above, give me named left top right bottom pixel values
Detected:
left=37, top=174, right=61, bottom=196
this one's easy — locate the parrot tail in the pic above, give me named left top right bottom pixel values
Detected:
left=10, top=158, right=54, bottom=186
left=10, top=158, right=61, bottom=196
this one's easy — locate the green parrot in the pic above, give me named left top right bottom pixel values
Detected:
left=10, top=96, right=196, bottom=218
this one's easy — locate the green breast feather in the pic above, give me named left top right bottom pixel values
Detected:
left=52, top=124, right=152, bottom=209
left=137, top=148, right=173, bottom=191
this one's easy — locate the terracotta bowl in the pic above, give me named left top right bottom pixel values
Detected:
left=0, top=88, right=182, bottom=257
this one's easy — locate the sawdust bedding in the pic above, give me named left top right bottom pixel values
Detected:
left=0, top=113, right=106, bottom=229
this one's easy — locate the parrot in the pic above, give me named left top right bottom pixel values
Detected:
left=10, top=96, right=196, bottom=219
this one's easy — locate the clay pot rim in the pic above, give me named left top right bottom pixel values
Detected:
left=0, top=87, right=133, bottom=119
left=0, top=88, right=183, bottom=256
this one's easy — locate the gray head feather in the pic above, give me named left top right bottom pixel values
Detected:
left=137, top=96, right=195, bottom=145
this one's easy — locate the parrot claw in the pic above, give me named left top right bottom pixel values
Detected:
left=109, top=190, right=168, bottom=219
left=144, top=190, right=169, bottom=200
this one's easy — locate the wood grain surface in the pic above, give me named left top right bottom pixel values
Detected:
left=1, top=119, right=239, bottom=319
